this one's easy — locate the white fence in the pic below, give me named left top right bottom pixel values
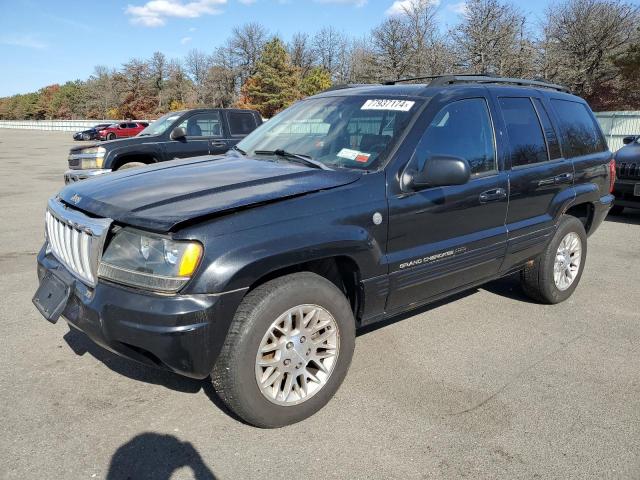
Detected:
left=594, top=112, right=640, bottom=152
left=1, top=112, right=639, bottom=151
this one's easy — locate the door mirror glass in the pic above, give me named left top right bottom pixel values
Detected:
left=170, top=126, right=187, bottom=140
left=406, top=155, right=471, bottom=189
left=622, top=135, right=638, bottom=145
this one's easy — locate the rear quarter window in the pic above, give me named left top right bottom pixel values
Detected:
left=550, top=99, right=607, bottom=158
left=228, top=112, right=257, bottom=136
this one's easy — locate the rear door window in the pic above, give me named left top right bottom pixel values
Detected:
left=228, top=112, right=257, bottom=136
left=550, top=99, right=607, bottom=158
left=499, top=97, right=548, bottom=168
left=533, top=99, right=562, bottom=160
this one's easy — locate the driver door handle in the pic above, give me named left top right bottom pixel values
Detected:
left=479, top=188, right=507, bottom=204
left=210, top=140, right=227, bottom=148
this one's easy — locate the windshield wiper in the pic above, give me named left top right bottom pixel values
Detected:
left=232, top=145, right=247, bottom=155
left=253, top=149, right=331, bottom=170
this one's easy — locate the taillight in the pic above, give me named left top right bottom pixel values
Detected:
left=609, top=158, right=616, bottom=193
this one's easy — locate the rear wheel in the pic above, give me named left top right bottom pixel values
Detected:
left=609, top=205, right=624, bottom=215
left=211, top=272, right=355, bottom=428
left=521, top=215, right=587, bottom=304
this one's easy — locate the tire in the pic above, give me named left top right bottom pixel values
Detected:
left=82, top=133, right=91, bottom=141
left=520, top=215, right=587, bottom=304
left=117, top=162, right=146, bottom=170
left=107, top=133, right=116, bottom=140
left=609, top=205, right=624, bottom=216
left=211, top=272, right=356, bottom=428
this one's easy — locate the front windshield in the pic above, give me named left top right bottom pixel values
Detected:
left=236, top=96, right=423, bottom=170
left=138, top=111, right=182, bottom=136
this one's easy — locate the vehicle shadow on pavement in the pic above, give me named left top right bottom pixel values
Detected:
left=62, top=328, right=245, bottom=423
left=605, top=211, right=640, bottom=225
left=107, top=432, right=217, bottom=479
left=357, top=273, right=535, bottom=337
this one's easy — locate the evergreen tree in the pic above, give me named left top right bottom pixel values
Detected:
left=300, top=67, right=332, bottom=97
left=237, top=38, right=301, bottom=118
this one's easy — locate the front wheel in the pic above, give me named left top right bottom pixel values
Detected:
left=106, top=132, right=116, bottom=140
left=211, top=272, right=355, bottom=428
left=117, top=161, right=146, bottom=170
left=520, top=215, right=587, bottom=304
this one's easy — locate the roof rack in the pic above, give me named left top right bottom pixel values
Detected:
left=322, top=83, right=372, bottom=92
left=385, top=74, right=570, bottom=93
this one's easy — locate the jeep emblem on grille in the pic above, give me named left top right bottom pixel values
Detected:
left=70, top=194, right=81, bottom=204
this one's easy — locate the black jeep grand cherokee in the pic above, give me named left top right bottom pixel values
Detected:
left=34, top=76, right=614, bottom=428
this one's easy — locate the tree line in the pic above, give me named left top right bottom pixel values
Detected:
left=1, top=0, right=638, bottom=120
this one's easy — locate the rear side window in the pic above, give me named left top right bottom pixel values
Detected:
left=533, top=99, right=562, bottom=160
left=550, top=99, right=606, bottom=158
left=228, top=112, right=257, bottom=136
left=499, top=97, right=548, bottom=168
left=417, top=98, right=496, bottom=176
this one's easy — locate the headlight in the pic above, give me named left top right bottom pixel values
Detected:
left=69, top=146, right=106, bottom=169
left=98, top=228, right=203, bottom=293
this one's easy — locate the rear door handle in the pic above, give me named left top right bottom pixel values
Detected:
left=554, top=172, right=574, bottom=184
left=210, top=140, right=227, bottom=148
left=479, top=188, right=507, bottom=203
left=537, top=178, right=555, bottom=187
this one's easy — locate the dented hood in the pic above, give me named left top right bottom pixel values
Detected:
left=59, top=154, right=360, bottom=232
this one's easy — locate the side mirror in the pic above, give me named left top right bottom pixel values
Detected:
left=622, top=135, right=638, bottom=145
left=170, top=127, right=186, bottom=140
left=404, top=155, right=471, bottom=190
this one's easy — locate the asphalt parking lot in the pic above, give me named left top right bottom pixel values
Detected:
left=1, top=129, right=639, bottom=479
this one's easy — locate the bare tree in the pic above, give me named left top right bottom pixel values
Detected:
left=229, top=22, right=269, bottom=85
left=452, top=0, right=531, bottom=76
left=312, top=27, right=351, bottom=81
left=150, top=51, right=167, bottom=111
left=185, top=49, right=212, bottom=104
left=541, top=0, right=639, bottom=102
left=371, top=17, right=413, bottom=81
left=288, top=32, right=315, bottom=77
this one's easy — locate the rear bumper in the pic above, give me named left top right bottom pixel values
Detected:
left=613, top=179, right=640, bottom=209
left=36, top=248, right=247, bottom=379
left=64, top=168, right=112, bottom=184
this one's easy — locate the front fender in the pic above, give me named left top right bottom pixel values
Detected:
left=192, top=223, right=384, bottom=294
left=180, top=173, right=388, bottom=295
left=104, top=144, right=162, bottom=169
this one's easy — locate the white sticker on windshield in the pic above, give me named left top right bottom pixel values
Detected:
left=337, top=148, right=361, bottom=160
left=361, top=99, right=415, bottom=111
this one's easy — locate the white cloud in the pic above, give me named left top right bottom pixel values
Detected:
left=237, top=0, right=256, bottom=4
left=126, top=0, right=227, bottom=27
left=386, top=0, right=439, bottom=16
left=447, top=1, right=467, bottom=15
left=314, top=0, right=367, bottom=6
left=180, top=36, right=192, bottom=44
left=0, top=34, right=47, bottom=49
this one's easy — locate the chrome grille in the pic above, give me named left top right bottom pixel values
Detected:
left=617, top=162, right=640, bottom=179
left=45, top=198, right=113, bottom=287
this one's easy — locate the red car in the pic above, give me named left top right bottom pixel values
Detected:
left=99, top=122, right=149, bottom=140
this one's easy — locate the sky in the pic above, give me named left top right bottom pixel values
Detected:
left=0, top=0, right=556, bottom=97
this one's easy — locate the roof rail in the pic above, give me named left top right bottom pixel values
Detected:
left=384, top=74, right=570, bottom=93
left=383, top=74, right=487, bottom=85
left=322, top=83, right=373, bottom=92
left=429, top=75, right=570, bottom=93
